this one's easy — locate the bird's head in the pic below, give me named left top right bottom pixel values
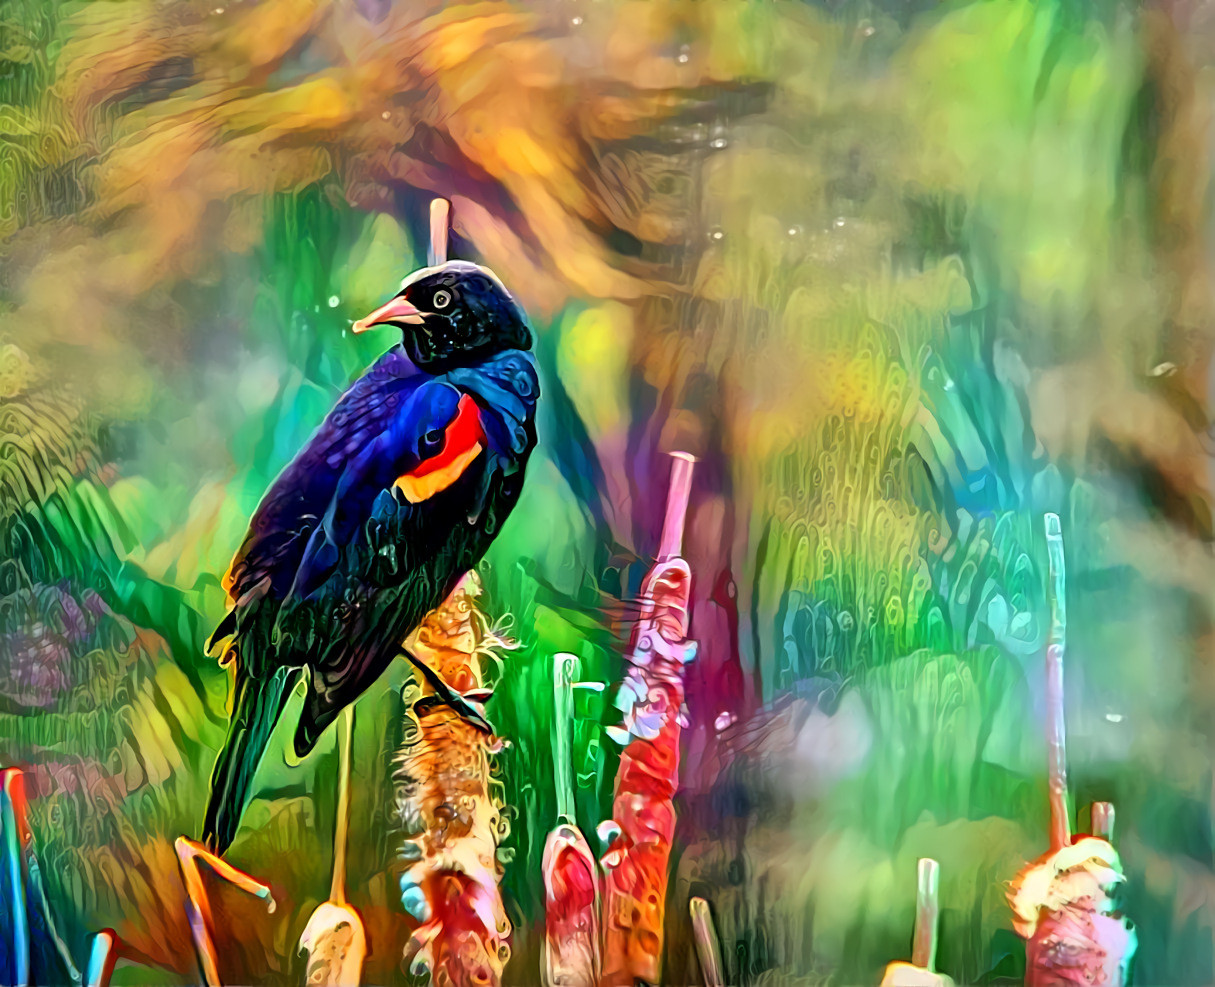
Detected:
left=352, top=261, right=531, bottom=371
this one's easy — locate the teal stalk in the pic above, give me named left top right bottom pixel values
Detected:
left=1, top=770, right=30, bottom=987
left=1043, top=512, right=1071, bottom=851
left=27, top=852, right=80, bottom=984
left=84, top=930, right=117, bottom=987
left=553, top=653, right=579, bottom=825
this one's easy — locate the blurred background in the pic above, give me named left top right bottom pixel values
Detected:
left=2, top=0, right=1214, bottom=982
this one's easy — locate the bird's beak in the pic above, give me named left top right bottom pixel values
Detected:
left=352, top=296, right=424, bottom=333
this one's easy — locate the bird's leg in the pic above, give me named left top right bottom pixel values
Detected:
left=400, top=646, right=494, bottom=734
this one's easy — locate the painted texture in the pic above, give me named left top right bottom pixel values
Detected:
left=0, top=0, right=1213, bottom=984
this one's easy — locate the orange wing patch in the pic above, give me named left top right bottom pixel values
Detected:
left=394, top=394, right=486, bottom=504
left=395, top=442, right=484, bottom=503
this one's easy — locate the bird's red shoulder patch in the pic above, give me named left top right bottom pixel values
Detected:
left=394, top=394, right=486, bottom=503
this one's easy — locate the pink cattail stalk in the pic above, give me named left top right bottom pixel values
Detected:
left=430, top=198, right=450, bottom=266
left=911, top=858, right=940, bottom=972
left=689, top=897, right=724, bottom=987
left=1091, top=802, right=1114, bottom=841
left=84, top=930, right=119, bottom=987
left=1, top=767, right=33, bottom=986
left=599, top=453, right=698, bottom=987
left=1043, top=514, right=1071, bottom=854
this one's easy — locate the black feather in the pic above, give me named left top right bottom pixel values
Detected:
left=200, top=278, right=539, bottom=853
left=201, top=665, right=296, bottom=854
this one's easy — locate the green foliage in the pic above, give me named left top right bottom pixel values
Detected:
left=0, top=0, right=1208, bottom=983
left=845, top=649, right=1031, bottom=849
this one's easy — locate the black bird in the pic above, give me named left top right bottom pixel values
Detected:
left=201, top=260, right=539, bottom=855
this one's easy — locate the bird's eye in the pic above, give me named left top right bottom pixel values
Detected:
left=432, top=289, right=452, bottom=310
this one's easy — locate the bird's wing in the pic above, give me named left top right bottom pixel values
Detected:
left=210, top=369, right=474, bottom=658
left=220, top=368, right=420, bottom=609
left=284, top=380, right=485, bottom=603
left=289, top=353, right=537, bottom=752
left=442, top=349, right=538, bottom=459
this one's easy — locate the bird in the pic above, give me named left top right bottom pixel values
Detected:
left=201, top=260, right=540, bottom=855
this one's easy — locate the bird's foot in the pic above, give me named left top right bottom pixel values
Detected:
left=412, top=688, right=495, bottom=734
left=401, top=648, right=495, bottom=734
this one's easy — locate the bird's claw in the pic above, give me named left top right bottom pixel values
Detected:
left=402, top=648, right=496, bottom=734
left=412, top=689, right=494, bottom=734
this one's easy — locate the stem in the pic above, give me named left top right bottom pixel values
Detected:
left=174, top=837, right=274, bottom=987
left=1, top=769, right=30, bottom=987
left=85, top=930, right=118, bottom=987
left=689, top=898, right=725, bottom=987
left=1, top=767, right=83, bottom=984
left=554, top=653, right=579, bottom=824
left=1044, top=513, right=1072, bottom=852
left=911, top=858, right=940, bottom=972
left=1091, top=802, right=1115, bottom=842
left=330, top=706, right=354, bottom=906
left=27, top=851, right=80, bottom=983
left=544, top=658, right=599, bottom=987
left=429, top=198, right=450, bottom=266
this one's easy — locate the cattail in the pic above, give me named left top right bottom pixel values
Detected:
left=542, top=653, right=600, bottom=987
left=879, top=859, right=955, bottom=987
left=600, top=453, right=697, bottom=987
left=1008, top=516, right=1135, bottom=986
left=1009, top=837, right=1135, bottom=987
left=393, top=573, right=512, bottom=987
left=298, top=707, right=366, bottom=986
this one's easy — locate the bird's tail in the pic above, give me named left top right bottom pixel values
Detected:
left=201, top=666, right=294, bottom=855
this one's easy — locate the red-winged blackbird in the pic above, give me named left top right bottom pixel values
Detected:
left=202, top=261, right=539, bottom=854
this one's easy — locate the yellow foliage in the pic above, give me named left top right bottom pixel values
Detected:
left=422, top=8, right=525, bottom=73
left=220, top=0, right=323, bottom=69
left=342, top=212, right=415, bottom=313
left=557, top=303, right=634, bottom=438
